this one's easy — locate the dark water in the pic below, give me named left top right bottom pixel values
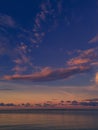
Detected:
left=0, top=111, right=98, bottom=130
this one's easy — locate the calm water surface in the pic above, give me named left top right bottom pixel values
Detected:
left=0, top=111, right=98, bottom=130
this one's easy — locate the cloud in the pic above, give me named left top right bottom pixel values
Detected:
left=69, top=99, right=98, bottom=107
left=0, top=14, right=16, bottom=28
left=12, top=43, right=39, bottom=74
left=71, top=100, right=78, bottom=105
left=66, top=48, right=98, bottom=88
left=85, top=98, right=98, bottom=102
left=95, top=72, right=98, bottom=85
left=0, top=3, right=80, bottom=77
left=0, top=13, right=46, bottom=75
left=91, top=62, right=98, bottom=66
left=79, top=101, right=98, bottom=106
left=12, top=66, right=27, bottom=74
left=67, top=48, right=98, bottom=66
left=88, top=34, right=98, bottom=43
left=32, top=0, right=73, bottom=44
left=67, top=58, right=90, bottom=66
left=0, top=103, right=16, bottom=106
left=4, top=66, right=90, bottom=82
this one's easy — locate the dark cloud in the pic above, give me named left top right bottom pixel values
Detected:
left=69, top=100, right=98, bottom=107
left=69, top=101, right=98, bottom=107
left=6, top=103, right=16, bottom=106
left=0, top=103, right=16, bottom=106
left=71, top=100, right=78, bottom=105
left=4, top=66, right=91, bottom=82
left=79, top=101, right=98, bottom=106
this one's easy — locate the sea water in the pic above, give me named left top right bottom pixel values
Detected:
left=0, top=110, right=98, bottom=130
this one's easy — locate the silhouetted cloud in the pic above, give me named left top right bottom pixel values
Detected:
left=1, top=98, right=98, bottom=108
left=69, top=99, right=98, bottom=107
left=79, top=101, right=98, bottom=106
left=71, top=100, right=78, bottom=105
left=0, top=103, right=5, bottom=106
left=0, top=103, right=16, bottom=106
left=4, top=66, right=90, bottom=82
left=6, top=103, right=16, bottom=106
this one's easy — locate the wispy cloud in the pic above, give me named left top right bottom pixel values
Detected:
left=67, top=47, right=98, bottom=67
left=0, top=14, right=40, bottom=75
left=0, top=3, right=97, bottom=82
left=66, top=47, right=98, bottom=87
left=12, top=43, right=33, bottom=74
left=67, top=58, right=90, bottom=66
left=4, top=66, right=90, bottom=82
left=32, top=0, right=73, bottom=44
left=0, top=13, right=16, bottom=28
left=88, top=34, right=98, bottom=43
left=0, top=2, right=80, bottom=77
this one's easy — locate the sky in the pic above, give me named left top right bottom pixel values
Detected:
left=0, top=0, right=98, bottom=107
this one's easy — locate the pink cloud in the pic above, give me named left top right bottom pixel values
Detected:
left=67, top=48, right=98, bottom=66
left=67, top=58, right=90, bottom=66
left=4, top=66, right=90, bottom=82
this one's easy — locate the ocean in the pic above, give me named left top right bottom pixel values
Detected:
left=0, top=110, right=98, bottom=130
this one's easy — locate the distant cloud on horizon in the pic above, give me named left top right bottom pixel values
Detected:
left=1, top=98, right=98, bottom=108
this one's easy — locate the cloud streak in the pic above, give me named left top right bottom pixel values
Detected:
left=67, top=48, right=98, bottom=67
left=88, top=34, right=98, bottom=43
left=4, top=66, right=90, bottom=82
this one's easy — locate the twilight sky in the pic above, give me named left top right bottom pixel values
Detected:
left=0, top=0, right=98, bottom=105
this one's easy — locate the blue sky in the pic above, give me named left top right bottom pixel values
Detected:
left=0, top=0, right=98, bottom=104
